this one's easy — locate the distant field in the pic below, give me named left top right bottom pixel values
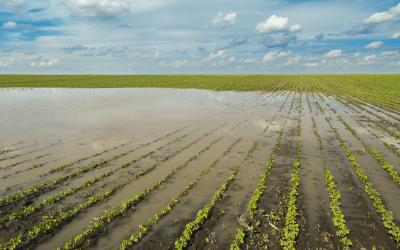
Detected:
left=1, top=75, right=400, bottom=249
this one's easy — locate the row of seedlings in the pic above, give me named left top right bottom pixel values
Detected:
left=325, top=117, right=400, bottom=247
left=0, top=131, right=229, bottom=249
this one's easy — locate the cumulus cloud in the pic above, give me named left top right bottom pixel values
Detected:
left=62, top=45, right=88, bottom=53
left=389, top=61, right=400, bottom=65
left=205, top=12, right=238, bottom=29
left=2, top=21, right=35, bottom=29
left=315, top=32, right=324, bottom=42
left=365, top=54, right=376, bottom=61
left=255, top=15, right=289, bottom=33
left=324, top=49, right=342, bottom=57
left=197, top=46, right=206, bottom=51
left=362, top=3, right=400, bottom=24
left=364, top=41, right=383, bottom=49
left=390, top=32, right=400, bottom=39
left=244, top=58, right=258, bottom=63
left=63, top=0, right=130, bottom=21
left=25, top=55, right=42, bottom=60
left=279, top=55, right=301, bottom=66
left=304, top=62, right=319, bottom=66
left=289, top=24, right=302, bottom=32
left=353, top=52, right=362, bottom=57
left=234, top=65, right=241, bottom=71
left=151, top=51, right=162, bottom=61
left=228, top=56, right=236, bottom=62
left=79, top=53, right=94, bottom=57
left=0, top=58, right=14, bottom=67
left=381, top=51, right=398, bottom=56
left=309, top=47, right=331, bottom=54
left=219, top=37, right=247, bottom=50
left=277, top=51, right=292, bottom=57
left=262, top=51, right=277, bottom=62
left=204, top=50, right=226, bottom=61
left=329, top=3, right=400, bottom=37
left=38, top=59, right=59, bottom=67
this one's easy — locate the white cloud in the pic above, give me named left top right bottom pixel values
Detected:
left=2, top=21, right=17, bottom=29
left=390, top=32, right=400, bottom=39
left=362, top=3, right=400, bottom=24
left=365, top=54, right=376, bottom=61
left=228, top=56, right=236, bottom=62
left=25, top=55, right=42, bottom=60
left=324, top=49, right=342, bottom=57
left=244, top=58, right=258, bottom=63
left=279, top=55, right=301, bottom=66
left=63, top=0, right=130, bottom=20
left=289, top=24, right=302, bottom=32
left=389, top=62, right=400, bottom=65
left=321, top=59, right=326, bottom=64
left=219, top=59, right=224, bottom=64
left=151, top=51, right=162, bottom=61
left=364, top=41, right=383, bottom=49
left=304, top=62, right=319, bottom=66
left=234, top=65, right=241, bottom=71
left=204, top=50, right=226, bottom=61
left=38, top=59, right=59, bottom=67
left=0, top=58, right=15, bottom=67
left=173, top=59, right=187, bottom=68
left=277, top=51, right=292, bottom=57
left=353, top=52, right=362, bottom=57
left=381, top=51, right=398, bottom=56
left=262, top=51, right=277, bottom=62
left=206, top=12, right=238, bottom=29
left=255, top=15, right=289, bottom=33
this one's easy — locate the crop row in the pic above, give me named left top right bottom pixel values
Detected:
left=114, top=168, right=211, bottom=250
left=58, top=135, right=242, bottom=250
left=280, top=139, right=301, bottom=250
left=325, top=117, right=400, bottom=247
left=0, top=127, right=203, bottom=206
left=247, top=128, right=284, bottom=219
left=337, top=115, right=400, bottom=189
left=311, top=117, right=323, bottom=149
left=324, top=168, right=352, bottom=249
left=175, top=167, right=239, bottom=249
left=0, top=131, right=227, bottom=250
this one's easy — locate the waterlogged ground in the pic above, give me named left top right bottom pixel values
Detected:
left=1, top=80, right=400, bottom=250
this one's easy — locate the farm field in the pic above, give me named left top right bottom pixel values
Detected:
left=0, top=74, right=400, bottom=250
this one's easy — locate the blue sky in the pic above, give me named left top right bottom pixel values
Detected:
left=0, top=0, right=400, bottom=74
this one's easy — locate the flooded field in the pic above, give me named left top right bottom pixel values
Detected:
left=1, top=75, right=400, bottom=249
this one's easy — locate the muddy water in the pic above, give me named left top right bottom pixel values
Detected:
left=1, top=85, right=400, bottom=249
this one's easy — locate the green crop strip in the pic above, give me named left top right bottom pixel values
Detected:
left=280, top=139, right=301, bottom=250
left=113, top=168, right=211, bottom=250
left=337, top=115, right=400, bottom=189
left=324, top=168, right=352, bottom=249
left=247, top=129, right=284, bottom=219
left=0, top=128, right=194, bottom=206
left=0, top=132, right=225, bottom=250
left=243, top=141, right=258, bottom=161
left=174, top=167, right=239, bottom=250
left=311, top=117, right=323, bottom=149
left=0, top=152, right=154, bottom=224
left=0, top=154, right=21, bottom=161
left=325, top=117, right=400, bottom=247
left=0, top=127, right=221, bottom=222
left=361, top=115, right=400, bottom=139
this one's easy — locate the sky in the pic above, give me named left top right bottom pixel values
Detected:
left=0, top=0, right=400, bottom=74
